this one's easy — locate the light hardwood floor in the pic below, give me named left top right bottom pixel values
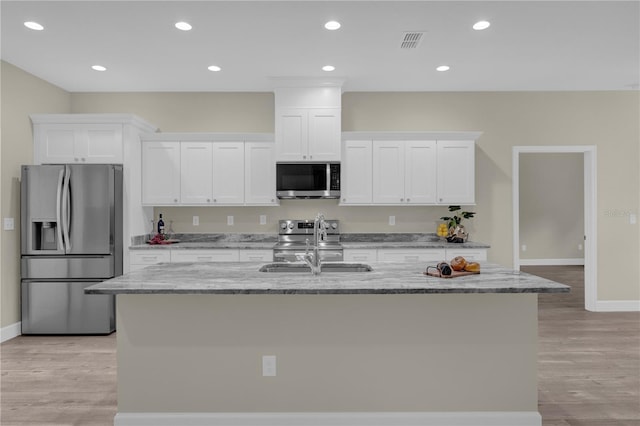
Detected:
left=1, top=266, right=638, bottom=425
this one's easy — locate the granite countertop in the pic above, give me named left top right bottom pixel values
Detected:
left=130, top=233, right=490, bottom=250
left=86, top=261, right=568, bottom=295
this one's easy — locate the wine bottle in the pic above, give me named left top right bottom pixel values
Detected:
left=157, top=214, right=165, bottom=235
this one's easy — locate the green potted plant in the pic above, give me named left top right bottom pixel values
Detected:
left=440, top=205, right=475, bottom=243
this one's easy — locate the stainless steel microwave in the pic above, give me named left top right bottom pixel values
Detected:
left=276, top=163, right=340, bottom=199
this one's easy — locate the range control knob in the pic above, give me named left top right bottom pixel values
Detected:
left=288, top=222, right=295, bottom=229
left=331, top=222, right=338, bottom=229
left=280, top=222, right=287, bottom=229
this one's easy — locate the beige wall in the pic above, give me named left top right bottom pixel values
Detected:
left=1, top=69, right=638, bottom=328
left=520, top=153, right=584, bottom=260
left=1, top=61, right=71, bottom=329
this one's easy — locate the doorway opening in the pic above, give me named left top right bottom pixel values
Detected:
left=512, top=146, right=597, bottom=311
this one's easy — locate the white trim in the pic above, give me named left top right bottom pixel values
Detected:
left=342, top=131, right=483, bottom=141
left=519, top=258, right=585, bottom=266
left=140, top=132, right=274, bottom=142
left=513, top=146, right=597, bottom=312
left=595, top=300, right=640, bottom=312
left=1, top=322, right=21, bottom=343
left=30, top=113, right=157, bottom=131
left=114, top=411, right=541, bottom=426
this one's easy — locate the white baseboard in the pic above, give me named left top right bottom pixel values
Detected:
left=595, top=300, right=640, bottom=312
left=519, top=258, right=585, bottom=266
left=1, top=322, right=21, bottom=343
left=114, top=411, right=541, bottom=426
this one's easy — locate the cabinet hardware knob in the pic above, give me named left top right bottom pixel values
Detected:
left=407, top=198, right=410, bottom=202
left=400, top=198, right=404, bottom=202
left=213, top=199, right=217, bottom=202
left=74, top=158, right=79, bottom=162
left=303, top=155, right=306, bottom=159
left=174, top=199, right=178, bottom=203
left=343, top=198, right=346, bottom=202
left=207, top=199, right=211, bottom=202
left=81, top=158, right=86, bottom=162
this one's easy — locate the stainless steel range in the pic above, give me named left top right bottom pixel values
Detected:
left=273, top=219, right=343, bottom=262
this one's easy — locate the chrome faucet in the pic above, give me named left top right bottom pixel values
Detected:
left=297, top=213, right=328, bottom=275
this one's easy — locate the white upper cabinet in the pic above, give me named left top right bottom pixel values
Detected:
left=180, top=142, right=213, bottom=204
left=273, top=83, right=343, bottom=162
left=405, top=140, right=437, bottom=204
left=436, top=140, right=475, bottom=204
left=33, top=123, right=123, bottom=164
left=142, top=141, right=181, bottom=205
left=340, top=134, right=478, bottom=206
left=371, top=140, right=437, bottom=205
left=141, top=135, right=277, bottom=206
left=372, top=141, right=405, bottom=203
left=212, top=143, right=245, bottom=205
left=341, top=140, right=372, bottom=204
left=245, top=142, right=278, bottom=205
left=275, top=107, right=340, bottom=161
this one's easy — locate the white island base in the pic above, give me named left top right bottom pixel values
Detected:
left=114, top=293, right=541, bottom=426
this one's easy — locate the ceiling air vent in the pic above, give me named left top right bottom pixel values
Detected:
left=400, top=31, right=425, bottom=49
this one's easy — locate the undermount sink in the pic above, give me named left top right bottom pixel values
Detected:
left=259, top=263, right=373, bottom=273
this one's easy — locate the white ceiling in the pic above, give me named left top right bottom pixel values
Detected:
left=1, top=1, right=638, bottom=92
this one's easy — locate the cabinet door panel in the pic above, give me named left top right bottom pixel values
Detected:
left=40, top=127, right=77, bottom=163
left=437, top=140, right=475, bottom=204
left=405, top=140, right=437, bottom=204
left=83, top=124, right=123, bottom=163
left=142, top=142, right=180, bottom=205
left=245, top=142, right=277, bottom=205
left=373, top=141, right=405, bottom=204
left=212, top=143, right=244, bottom=204
left=180, top=142, right=213, bottom=204
left=341, top=140, right=372, bottom=204
left=276, top=108, right=308, bottom=161
left=308, top=108, right=341, bottom=161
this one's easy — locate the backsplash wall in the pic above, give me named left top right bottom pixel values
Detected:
left=152, top=202, right=466, bottom=235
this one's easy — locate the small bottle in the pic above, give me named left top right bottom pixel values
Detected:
left=157, top=214, right=165, bottom=235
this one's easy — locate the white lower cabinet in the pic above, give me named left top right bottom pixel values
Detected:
left=444, top=249, right=487, bottom=262
left=377, top=249, right=446, bottom=263
left=129, top=250, right=171, bottom=271
left=343, top=249, right=378, bottom=263
left=171, top=250, right=240, bottom=263
left=239, top=250, right=273, bottom=262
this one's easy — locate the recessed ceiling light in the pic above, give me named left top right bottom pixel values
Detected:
left=436, top=65, right=450, bottom=72
left=175, top=21, right=192, bottom=31
left=24, top=21, right=44, bottom=31
left=91, top=65, right=107, bottom=72
left=207, top=65, right=221, bottom=72
left=473, top=20, right=491, bottom=31
left=322, top=65, right=336, bottom=72
left=324, top=20, right=341, bottom=30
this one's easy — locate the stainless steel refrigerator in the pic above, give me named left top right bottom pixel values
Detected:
left=20, top=164, right=122, bottom=334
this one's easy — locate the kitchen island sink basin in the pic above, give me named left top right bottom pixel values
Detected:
left=259, top=263, right=373, bottom=273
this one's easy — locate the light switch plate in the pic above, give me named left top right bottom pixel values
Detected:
left=389, top=216, right=396, bottom=226
left=630, top=213, right=637, bottom=225
left=227, top=216, right=234, bottom=226
left=259, top=215, right=267, bottom=225
left=192, top=216, right=199, bottom=226
left=3, top=217, right=15, bottom=231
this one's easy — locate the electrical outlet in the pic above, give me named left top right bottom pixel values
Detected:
left=389, top=215, right=396, bottom=226
left=260, top=215, right=267, bottom=225
left=521, top=244, right=527, bottom=252
left=262, top=355, right=276, bottom=377
left=578, top=244, right=583, bottom=251
left=192, top=216, right=199, bottom=226
left=3, top=217, right=15, bottom=231
left=630, top=214, right=637, bottom=225
left=227, top=216, right=234, bottom=226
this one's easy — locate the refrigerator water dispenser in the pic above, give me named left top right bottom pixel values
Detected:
left=32, top=221, right=58, bottom=251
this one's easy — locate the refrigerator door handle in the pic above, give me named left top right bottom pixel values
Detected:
left=55, top=169, right=65, bottom=252
left=62, top=166, right=72, bottom=252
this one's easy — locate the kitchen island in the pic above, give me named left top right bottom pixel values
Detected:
left=87, top=262, right=568, bottom=426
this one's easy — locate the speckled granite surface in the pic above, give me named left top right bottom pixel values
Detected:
left=86, top=262, right=568, bottom=295
left=130, top=233, right=490, bottom=250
